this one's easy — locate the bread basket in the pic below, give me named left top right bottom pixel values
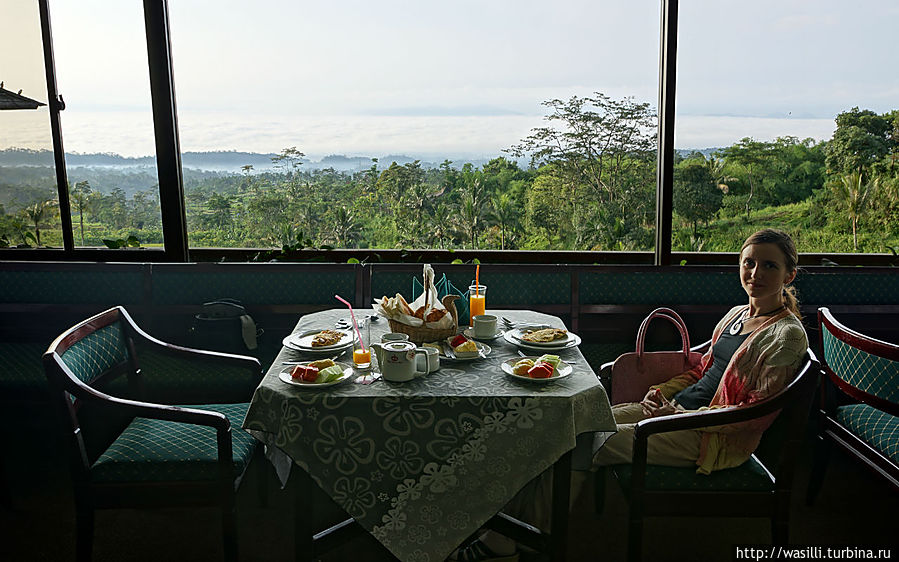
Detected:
left=387, top=294, right=459, bottom=344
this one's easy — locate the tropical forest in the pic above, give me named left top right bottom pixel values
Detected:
left=1, top=93, right=897, bottom=256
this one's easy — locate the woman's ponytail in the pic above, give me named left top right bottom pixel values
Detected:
left=783, top=286, right=801, bottom=321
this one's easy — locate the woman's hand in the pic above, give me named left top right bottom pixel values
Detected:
left=640, top=388, right=679, bottom=417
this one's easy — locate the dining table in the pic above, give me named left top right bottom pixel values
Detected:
left=242, top=308, right=616, bottom=562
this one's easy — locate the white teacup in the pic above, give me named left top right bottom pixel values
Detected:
left=381, top=332, right=410, bottom=343
left=473, top=314, right=498, bottom=338
left=415, top=346, right=440, bottom=372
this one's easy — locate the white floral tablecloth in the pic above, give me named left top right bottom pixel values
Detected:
left=243, top=309, right=615, bottom=562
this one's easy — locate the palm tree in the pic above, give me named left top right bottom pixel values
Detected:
left=458, top=192, right=487, bottom=249
left=22, top=199, right=57, bottom=247
left=835, top=172, right=879, bottom=250
left=70, top=181, right=93, bottom=246
left=331, top=206, right=359, bottom=248
left=490, top=192, right=517, bottom=250
left=706, top=156, right=736, bottom=194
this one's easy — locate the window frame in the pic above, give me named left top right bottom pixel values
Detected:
left=3, top=0, right=896, bottom=267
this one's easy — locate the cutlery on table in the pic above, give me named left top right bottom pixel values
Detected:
left=354, top=372, right=382, bottom=385
left=442, top=344, right=457, bottom=360
left=282, top=351, right=345, bottom=365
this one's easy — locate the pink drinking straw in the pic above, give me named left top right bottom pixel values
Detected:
left=334, top=294, right=365, bottom=352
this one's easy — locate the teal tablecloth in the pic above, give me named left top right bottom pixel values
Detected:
left=243, top=309, right=615, bottom=562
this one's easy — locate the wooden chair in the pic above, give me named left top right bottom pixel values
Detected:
left=42, top=306, right=264, bottom=562
left=806, top=307, right=899, bottom=502
left=597, top=344, right=820, bottom=562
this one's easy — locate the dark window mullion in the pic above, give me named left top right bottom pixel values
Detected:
left=654, top=0, right=678, bottom=266
left=143, top=0, right=188, bottom=262
left=39, top=0, right=74, bottom=252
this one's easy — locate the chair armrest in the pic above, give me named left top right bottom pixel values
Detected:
left=131, top=325, right=262, bottom=375
left=629, top=351, right=819, bottom=477
left=53, top=364, right=232, bottom=430
left=691, top=339, right=711, bottom=354
left=598, top=361, right=613, bottom=394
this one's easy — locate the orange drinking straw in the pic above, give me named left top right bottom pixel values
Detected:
left=334, top=294, right=365, bottom=352
left=475, top=265, right=480, bottom=296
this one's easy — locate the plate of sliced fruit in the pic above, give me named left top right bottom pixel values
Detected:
left=501, top=354, right=572, bottom=383
left=441, top=334, right=491, bottom=361
left=278, top=359, right=355, bottom=388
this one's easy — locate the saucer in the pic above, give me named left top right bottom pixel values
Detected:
left=463, top=327, right=505, bottom=341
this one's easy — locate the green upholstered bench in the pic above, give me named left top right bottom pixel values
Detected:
left=149, top=263, right=357, bottom=306
left=0, top=342, right=51, bottom=400
left=370, top=264, right=571, bottom=323
left=579, top=268, right=744, bottom=307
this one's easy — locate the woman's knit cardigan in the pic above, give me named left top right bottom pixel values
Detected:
left=653, top=305, right=808, bottom=474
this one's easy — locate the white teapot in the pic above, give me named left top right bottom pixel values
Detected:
left=371, top=341, right=431, bottom=382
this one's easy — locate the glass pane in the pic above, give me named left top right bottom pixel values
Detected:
left=171, top=0, right=660, bottom=252
left=0, top=0, right=62, bottom=249
left=674, top=1, right=899, bottom=255
left=49, top=1, right=163, bottom=249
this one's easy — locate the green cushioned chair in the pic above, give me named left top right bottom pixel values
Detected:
left=806, top=307, right=899, bottom=503
left=597, top=339, right=820, bottom=562
left=42, top=306, right=264, bottom=562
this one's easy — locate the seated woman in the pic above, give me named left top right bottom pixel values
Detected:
left=595, top=227, right=808, bottom=473
left=455, top=228, right=809, bottom=561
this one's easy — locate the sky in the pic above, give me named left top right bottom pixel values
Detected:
left=3, top=0, right=898, bottom=160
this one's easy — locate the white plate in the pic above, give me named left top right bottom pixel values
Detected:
left=441, top=341, right=492, bottom=361
left=282, top=329, right=353, bottom=352
left=503, top=330, right=581, bottom=352
left=463, top=327, right=505, bottom=341
left=278, top=363, right=355, bottom=388
left=501, top=357, right=573, bottom=383
left=509, top=327, right=576, bottom=347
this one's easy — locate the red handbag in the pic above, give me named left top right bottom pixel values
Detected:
left=609, top=307, right=704, bottom=405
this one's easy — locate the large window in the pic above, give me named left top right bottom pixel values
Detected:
left=0, top=0, right=164, bottom=251
left=3, top=0, right=897, bottom=262
left=0, top=0, right=61, bottom=249
left=673, top=0, right=899, bottom=256
left=169, top=0, right=661, bottom=252
left=50, top=0, right=164, bottom=249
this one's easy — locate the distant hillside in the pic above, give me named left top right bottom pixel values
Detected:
left=676, top=147, right=724, bottom=159
left=0, top=148, right=495, bottom=172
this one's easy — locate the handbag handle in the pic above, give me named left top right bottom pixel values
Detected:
left=635, top=307, right=692, bottom=362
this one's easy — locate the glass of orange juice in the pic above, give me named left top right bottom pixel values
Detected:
left=468, top=283, right=487, bottom=326
left=352, top=318, right=371, bottom=369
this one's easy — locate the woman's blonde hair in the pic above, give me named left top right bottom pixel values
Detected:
left=741, top=229, right=801, bottom=320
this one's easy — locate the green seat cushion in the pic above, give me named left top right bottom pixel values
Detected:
left=612, top=456, right=773, bottom=492
left=836, top=404, right=899, bottom=465
left=91, top=402, right=256, bottom=483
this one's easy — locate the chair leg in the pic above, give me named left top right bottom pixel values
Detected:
left=771, top=517, right=789, bottom=546
left=294, top=469, right=314, bottom=562
left=627, top=508, right=643, bottom=562
left=256, top=448, right=269, bottom=508
left=222, top=506, right=238, bottom=562
left=0, top=459, right=11, bottom=509
left=805, top=435, right=831, bottom=506
left=593, top=467, right=607, bottom=515
left=75, top=508, right=94, bottom=562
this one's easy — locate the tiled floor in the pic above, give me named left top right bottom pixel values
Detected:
left=1, top=416, right=893, bottom=562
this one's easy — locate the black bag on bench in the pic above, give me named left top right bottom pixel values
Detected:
left=188, top=299, right=262, bottom=354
